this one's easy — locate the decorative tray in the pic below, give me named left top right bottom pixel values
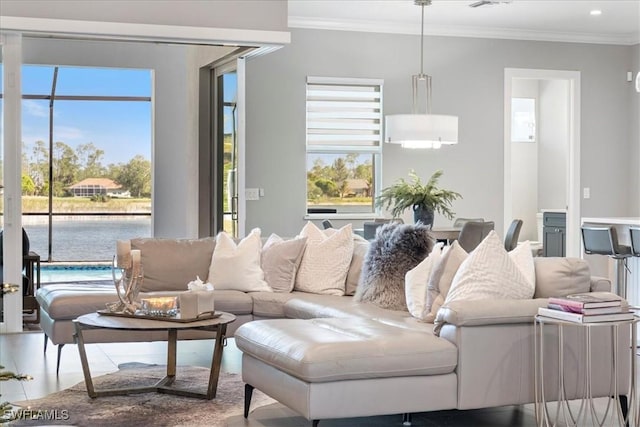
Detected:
left=97, top=309, right=222, bottom=323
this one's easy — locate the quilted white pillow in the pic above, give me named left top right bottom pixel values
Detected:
left=207, top=228, right=272, bottom=292
left=508, top=240, right=535, bottom=289
left=434, top=231, right=535, bottom=333
left=294, top=222, right=354, bottom=296
left=405, top=242, right=444, bottom=320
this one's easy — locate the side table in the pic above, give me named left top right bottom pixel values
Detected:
left=73, top=311, right=236, bottom=399
left=534, top=315, right=638, bottom=427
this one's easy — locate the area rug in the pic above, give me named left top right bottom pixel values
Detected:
left=9, top=362, right=275, bottom=427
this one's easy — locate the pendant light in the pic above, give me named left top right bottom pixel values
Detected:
left=385, top=0, right=458, bottom=149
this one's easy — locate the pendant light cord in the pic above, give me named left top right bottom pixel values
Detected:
left=420, top=3, right=425, bottom=76
left=413, top=1, right=432, bottom=114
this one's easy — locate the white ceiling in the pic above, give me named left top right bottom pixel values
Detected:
left=288, top=0, right=640, bottom=45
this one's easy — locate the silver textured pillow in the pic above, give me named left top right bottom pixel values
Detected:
left=354, top=223, right=433, bottom=311
left=261, top=234, right=307, bottom=293
left=131, top=237, right=216, bottom=292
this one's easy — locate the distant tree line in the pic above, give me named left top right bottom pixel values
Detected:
left=307, top=153, right=372, bottom=201
left=21, top=141, right=151, bottom=198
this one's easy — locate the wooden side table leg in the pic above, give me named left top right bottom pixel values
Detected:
left=73, top=321, right=97, bottom=398
left=166, top=329, right=178, bottom=385
left=207, top=324, right=227, bottom=399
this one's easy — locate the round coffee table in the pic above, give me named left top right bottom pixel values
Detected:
left=73, top=311, right=236, bottom=399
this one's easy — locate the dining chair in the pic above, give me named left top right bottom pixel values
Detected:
left=453, top=217, right=484, bottom=229
left=457, top=221, right=494, bottom=252
left=504, top=219, right=523, bottom=251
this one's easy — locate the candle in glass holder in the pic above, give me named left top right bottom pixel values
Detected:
left=116, top=240, right=132, bottom=268
left=141, top=297, right=178, bottom=316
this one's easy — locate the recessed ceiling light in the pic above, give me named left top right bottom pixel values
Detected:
left=590, top=10, right=602, bottom=16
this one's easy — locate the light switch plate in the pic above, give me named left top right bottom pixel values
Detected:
left=245, top=188, right=260, bottom=200
left=583, top=187, right=590, bottom=199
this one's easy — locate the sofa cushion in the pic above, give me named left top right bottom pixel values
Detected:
left=261, top=234, right=307, bottom=293
left=533, top=257, right=591, bottom=298
left=251, top=291, right=297, bottom=318
left=36, top=282, right=117, bottom=320
left=208, top=228, right=272, bottom=293
left=235, top=317, right=457, bottom=383
left=131, top=237, right=215, bottom=292
left=295, top=222, right=353, bottom=296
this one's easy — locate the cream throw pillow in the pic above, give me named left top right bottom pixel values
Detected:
left=261, top=234, right=307, bottom=293
left=345, top=239, right=370, bottom=296
left=434, top=231, right=536, bottom=334
left=423, top=241, right=468, bottom=322
left=207, top=228, right=272, bottom=292
left=294, top=222, right=354, bottom=296
left=405, top=242, right=444, bottom=320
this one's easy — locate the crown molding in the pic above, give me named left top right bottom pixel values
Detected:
left=288, top=16, right=639, bottom=46
left=0, top=16, right=291, bottom=47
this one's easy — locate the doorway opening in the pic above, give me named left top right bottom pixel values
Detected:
left=504, top=68, right=581, bottom=257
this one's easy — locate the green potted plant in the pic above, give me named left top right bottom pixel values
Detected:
left=376, top=170, right=462, bottom=227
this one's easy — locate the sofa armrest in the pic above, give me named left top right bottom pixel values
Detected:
left=436, top=298, right=548, bottom=328
left=590, top=276, right=611, bottom=292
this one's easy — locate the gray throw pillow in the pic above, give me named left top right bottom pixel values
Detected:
left=261, top=235, right=307, bottom=293
left=131, top=237, right=216, bottom=292
left=354, top=223, right=434, bottom=311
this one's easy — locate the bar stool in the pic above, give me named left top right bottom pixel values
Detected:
left=631, top=226, right=640, bottom=256
left=581, top=226, right=632, bottom=299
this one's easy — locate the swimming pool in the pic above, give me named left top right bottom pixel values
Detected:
left=40, top=264, right=113, bottom=283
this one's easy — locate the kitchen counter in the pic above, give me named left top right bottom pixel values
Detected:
left=582, top=217, right=640, bottom=226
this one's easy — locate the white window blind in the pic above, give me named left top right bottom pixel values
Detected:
left=306, top=76, right=383, bottom=149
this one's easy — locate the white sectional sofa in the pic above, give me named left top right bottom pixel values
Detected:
left=35, top=235, right=632, bottom=426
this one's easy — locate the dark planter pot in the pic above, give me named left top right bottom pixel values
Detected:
left=413, top=205, right=434, bottom=228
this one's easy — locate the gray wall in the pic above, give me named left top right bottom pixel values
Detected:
left=245, top=28, right=636, bottom=238
left=1, top=0, right=288, bottom=32
left=538, top=79, right=568, bottom=211
left=631, top=44, right=640, bottom=216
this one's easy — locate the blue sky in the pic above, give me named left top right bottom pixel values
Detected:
left=20, top=65, right=152, bottom=166
left=1, top=65, right=237, bottom=166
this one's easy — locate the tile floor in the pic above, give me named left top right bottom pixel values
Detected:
left=1, top=331, right=638, bottom=427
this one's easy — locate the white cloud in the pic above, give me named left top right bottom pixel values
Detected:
left=54, top=126, right=84, bottom=140
left=23, top=100, right=49, bottom=118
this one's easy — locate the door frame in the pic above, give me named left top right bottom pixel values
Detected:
left=207, top=56, right=246, bottom=238
left=503, top=68, right=581, bottom=257
left=1, top=32, right=24, bottom=333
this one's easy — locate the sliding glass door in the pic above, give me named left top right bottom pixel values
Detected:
left=213, top=62, right=239, bottom=238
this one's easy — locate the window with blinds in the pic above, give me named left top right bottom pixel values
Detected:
left=305, top=77, right=383, bottom=216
